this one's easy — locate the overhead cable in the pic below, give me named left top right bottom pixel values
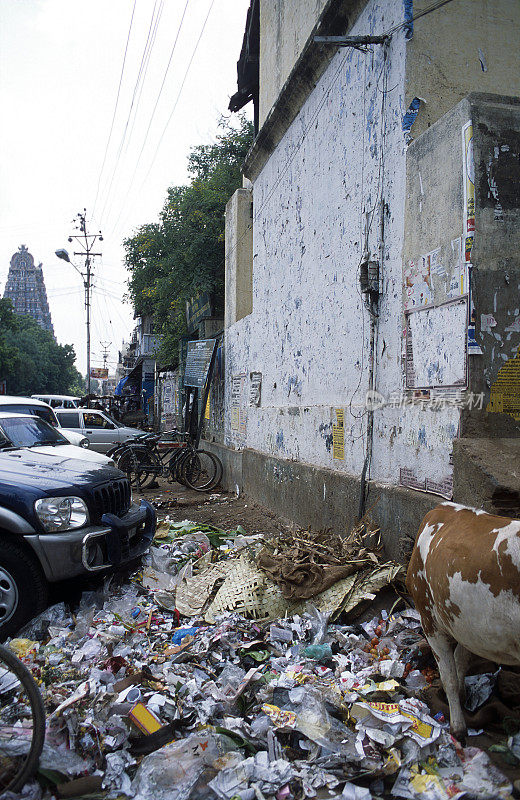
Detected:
left=91, top=0, right=137, bottom=220
left=98, top=0, right=164, bottom=225
left=111, top=0, right=215, bottom=238
left=105, top=0, right=190, bottom=234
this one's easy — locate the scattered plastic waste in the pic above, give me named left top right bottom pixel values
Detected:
left=8, top=518, right=519, bottom=799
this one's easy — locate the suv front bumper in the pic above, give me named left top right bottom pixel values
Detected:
left=25, top=500, right=156, bottom=582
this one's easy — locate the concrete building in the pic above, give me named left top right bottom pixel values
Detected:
left=4, top=245, right=54, bottom=335
left=213, top=0, right=520, bottom=558
left=114, top=315, right=159, bottom=420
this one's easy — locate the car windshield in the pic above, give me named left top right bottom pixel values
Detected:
left=0, top=404, right=59, bottom=428
left=0, top=416, right=68, bottom=448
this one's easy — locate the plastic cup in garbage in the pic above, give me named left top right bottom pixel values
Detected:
left=126, top=687, right=142, bottom=703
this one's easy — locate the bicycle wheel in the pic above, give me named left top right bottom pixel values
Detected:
left=116, top=447, right=162, bottom=489
left=0, top=643, right=45, bottom=793
left=181, top=450, right=222, bottom=492
left=167, top=448, right=189, bottom=486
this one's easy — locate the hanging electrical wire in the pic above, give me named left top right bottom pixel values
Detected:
left=91, top=0, right=137, bottom=220
left=103, top=0, right=190, bottom=233
left=121, top=1, right=165, bottom=162
left=111, top=0, right=216, bottom=238
left=98, top=0, right=164, bottom=226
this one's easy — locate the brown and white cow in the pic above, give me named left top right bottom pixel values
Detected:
left=406, top=502, right=520, bottom=740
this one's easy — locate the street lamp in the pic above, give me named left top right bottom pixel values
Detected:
left=55, top=247, right=92, bottom=397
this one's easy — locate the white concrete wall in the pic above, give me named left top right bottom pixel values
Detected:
left=259, top=0, right=330, bottom=127
left=224, top=0, right=461, bottom=492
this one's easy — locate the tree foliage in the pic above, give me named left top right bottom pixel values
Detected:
left=124, top=116, right=254, bottom=366
left=0, top=298, right=84, bottom=395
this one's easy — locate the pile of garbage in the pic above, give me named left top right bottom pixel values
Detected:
left=8, top=520, right=519, bottom=799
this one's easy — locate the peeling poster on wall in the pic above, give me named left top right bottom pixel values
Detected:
left=405, top=298, right=468, bottom=389
left=462, top=120, right=475, bottom=258
left=249, top=372, right=262, bottom=407
left=332, top=408, right=345, bottom=460
left=231, top=373, right=247, bottom=442
left=487, top=345, right=520, bottom=420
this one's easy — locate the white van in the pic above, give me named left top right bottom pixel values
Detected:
left=31, top=394, right=82, bottom=409
left=0, top=396, right=88, bottom=448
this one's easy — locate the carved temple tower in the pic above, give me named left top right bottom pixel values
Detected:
left=4, top=245, right=54, bottom=336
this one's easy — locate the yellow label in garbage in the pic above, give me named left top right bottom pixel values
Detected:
left=401, top=709, right=434, bottom=741
left=262, top=704, right=296, bottom=729
left=128, top=702, right=162, bottom=735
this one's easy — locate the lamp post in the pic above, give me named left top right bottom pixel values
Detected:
left=56, top=210, right=102, bottom=399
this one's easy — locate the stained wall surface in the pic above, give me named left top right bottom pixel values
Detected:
left=259, top=0, right=331, bottom=127
left=226, top=0, right=415, bottom=482
left=223, top=0, right=520, bottom=514
left=406, top=0, right=520, bottom=139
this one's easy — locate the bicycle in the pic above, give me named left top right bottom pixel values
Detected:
left=0, top=643, right=45, bottom=793
left=108, top=430, right=223, bottom=492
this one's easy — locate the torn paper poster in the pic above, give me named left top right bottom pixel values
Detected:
left=402, top=97, right=421, bottom=138
left=481, top=314, right=497, bottom=334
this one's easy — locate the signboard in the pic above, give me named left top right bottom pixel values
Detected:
left=184, top=339, right=216, bottom=388
left=90, top=367, right=109, bottom=379
left=186, top=292, right=212, bottom=333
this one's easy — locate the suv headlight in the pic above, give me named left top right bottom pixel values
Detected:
left=35, top=497, right=89, bottom=532
left=80, top=438, right=90, bottom=449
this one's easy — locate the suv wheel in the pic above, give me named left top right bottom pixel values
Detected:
left=0, top=540, right=48, bottom=640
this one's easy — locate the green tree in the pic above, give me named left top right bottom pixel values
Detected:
left=0, top=301, right=83, bottom=395
left=0, top=298, right=21, bottom=379
left=124, top=116, right=254, bottom=366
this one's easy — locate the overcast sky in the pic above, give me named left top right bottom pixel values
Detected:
left=0, top=0, right=250, bottom=375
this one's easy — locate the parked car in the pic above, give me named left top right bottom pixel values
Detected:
left=0, top=423, right=156, bottom=637
left=55, top=408, right=143, bottom=454
left=0, top=396, right=89, bottom=449
left=31, top=394, right=82, bottom=409
left=0, top=412, right=115, bottom=468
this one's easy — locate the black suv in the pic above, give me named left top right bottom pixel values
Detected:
left=0, top=445, right=155, bottom=638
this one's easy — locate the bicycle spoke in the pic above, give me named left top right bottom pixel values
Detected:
left=182, top=450, right=221, bottom=491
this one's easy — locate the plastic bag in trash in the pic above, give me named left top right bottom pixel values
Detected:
left=304, top=606, right=331, bottom=645
left=464, top=670, right=499, bottom=712
left=18, top=602, right=72, bottom=640
left=209, top=751, right=293, bottom=799
left=131, top=732, right=237, bottom=800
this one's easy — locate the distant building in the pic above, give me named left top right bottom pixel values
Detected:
left=4, top=245, right=54, bottom=336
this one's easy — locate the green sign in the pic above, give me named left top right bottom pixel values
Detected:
left=186, top=292, right=212, bottom=333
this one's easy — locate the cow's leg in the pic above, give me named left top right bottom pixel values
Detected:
left=428, top=632, right=467, bottom=741
left=454, top=642, right=472, bottom=705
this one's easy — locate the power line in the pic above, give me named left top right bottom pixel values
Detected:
left=91, top=0, right=137, bottom=220
left=98, top=0, right=164, bottom=225
left=122, top=1, right=165, bottom=163
left=104, top=0, right=190, bottom=233
left=111, top=0, right=216, bottom=238
left=384, top=0, right=457, bottom=35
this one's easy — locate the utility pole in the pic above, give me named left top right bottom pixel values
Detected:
left=100, top=341, right=111, bottom=395
left=66, top=210, right=103, bottom=398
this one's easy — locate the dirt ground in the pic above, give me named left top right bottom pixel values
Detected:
left=134, top=475, right=291, bottom=535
